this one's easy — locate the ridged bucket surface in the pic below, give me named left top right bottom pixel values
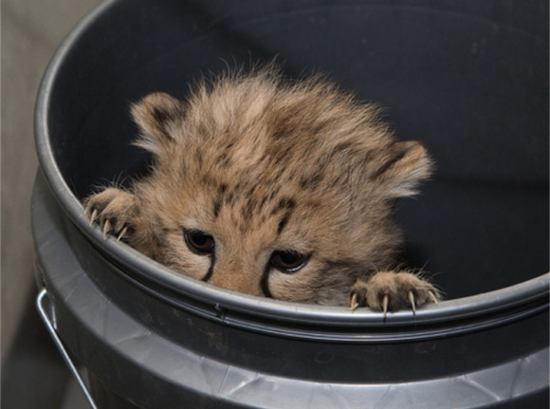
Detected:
left=33, top=1, right=549, bottom=408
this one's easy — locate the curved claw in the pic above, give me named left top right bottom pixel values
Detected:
left=89, top=208, right=98, bottom=227
left=408, top=291, right=416, bottom=315
left=102, top=219, right=111, bottom=240
left=382, top=294, right=389, bottom=321
left=428, top=291, right=439, bottom=304
left=350, top=293, right=359, bottom=311
left=117, top=226, right=129, bottom=242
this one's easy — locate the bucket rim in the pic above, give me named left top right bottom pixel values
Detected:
left=34, top=0, right=549, bottom=330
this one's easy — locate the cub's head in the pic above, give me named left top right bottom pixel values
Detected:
left=130, top=70, right=432, bottom=306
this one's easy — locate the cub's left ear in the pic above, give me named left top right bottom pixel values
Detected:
left=375, top=140, right=433, bottom=199
left=131, top=92, right=185, bottom=156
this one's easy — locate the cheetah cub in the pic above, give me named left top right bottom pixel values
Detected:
left=84, top=68, right=440, bottom=315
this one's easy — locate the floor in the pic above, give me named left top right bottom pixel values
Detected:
left=2, top=0, right=101, bottom=408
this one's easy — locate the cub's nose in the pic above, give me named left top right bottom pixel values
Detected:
left=208, top=267, right=263, bottom=297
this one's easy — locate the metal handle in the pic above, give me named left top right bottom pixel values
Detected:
left=36, top=288, right=99, bottom=409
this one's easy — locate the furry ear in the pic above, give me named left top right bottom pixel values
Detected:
left=131, top=92, right=185, bottom=156
left=373, top=140, right=433, bottom=199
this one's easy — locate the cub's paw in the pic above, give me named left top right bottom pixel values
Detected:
left=83, top=187, right=142, bottom=241
left=349, top=271, right=440, bottom=317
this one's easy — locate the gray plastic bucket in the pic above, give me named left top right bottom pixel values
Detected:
left=33, top=1, right=549, bottom=408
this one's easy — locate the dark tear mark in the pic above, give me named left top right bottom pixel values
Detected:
left=201, top=252, right=216, bottom=283
left=260, top=263, right=274, bottom=298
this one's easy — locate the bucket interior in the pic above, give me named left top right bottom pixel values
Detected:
left=43, top=0, right=548, bottom=301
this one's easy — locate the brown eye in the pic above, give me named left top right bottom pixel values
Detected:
left=184, top=230, right=215, bottom=255
left=269, top=250, right=309, bottom=273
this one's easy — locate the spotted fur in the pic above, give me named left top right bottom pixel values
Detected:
left=84, top=67, right=440, bottom=310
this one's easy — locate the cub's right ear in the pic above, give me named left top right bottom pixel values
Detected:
left=373, top=140, right=433, bottom=200
left=131, top=92, right=185, bottom=156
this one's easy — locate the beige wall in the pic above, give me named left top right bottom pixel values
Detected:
left=1, top=0, right=101, bottom=363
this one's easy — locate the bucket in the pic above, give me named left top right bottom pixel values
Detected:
left=33, top=1, right=549, bottom=408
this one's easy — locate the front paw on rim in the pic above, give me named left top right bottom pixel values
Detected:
left=349, top=271, right=440, bottom=319
left=84, top=187, right=138, bottom=241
